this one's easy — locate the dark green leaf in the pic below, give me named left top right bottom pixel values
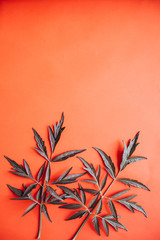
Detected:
left=96, top=198, right=102, bottom=214
left=22, top=203, right=38, bottom=217
left=7, top=184, right=23, bottom=197
left=92, top=216, right=100, bottom=235
left=96, top=165, right=101, bottom=184
left=120, top=141, right=128, bottom=171
left=115, top=200, right=134, bottom=212
left=129, top=203, right=147, bottom=217
left=42, top=204, right=52, bottom=222
left=45, top=163, right=51, bottom=184
left=5, top=156, right=24, bottom=173
left=9, top=171, right=28, bottom=178
left=88, top=194, right=99, bottom=209
left=36, top=187, right=42, bottom=201
left=34, top=148, right=49, bottom=161
left=23, top=159, right=33, bottom=177
left=73, top=188, right=81, bottom=202
left=93, top=147, right=115, bottom=179
left=43, top=190, right=47, bottom=202
left=53, top=112, right=65, bottom=146
left=11, top=197, right=29, bottom=200
left=52, top=149, right=86, bottom=162
left=128, top=132, right=140, bottom=158
left=51, top=167, right=73, bottom=184
left=23, top=184, right=35, bottom=201
left=23, top=183, right=37, bottom=197
left=32, top=128, right=48, bottom=160
left=64, top=172, right=86, bottom=181
left=79, top=188, right=99, bottom=195
left=117, top=178, right=150, bottom=191
left=46, top=186, right=63, bottom=201
left=106, top=219, right=128, bottom=231
left=37, top=162, right=46, bottom=182
left=82, top=179, right=97, bottom=184
left=66, top=210, right=87, bottom=221
left=109, top=199, right=117, bottom=221
left=102, top=219, right=109, bottom=236
left=59, top=204, right=82, bottom=209
left=79, top=184, right=86, bottom=205
left=48, top=126, right=55, bottom=155
left=117, top=195, right=137, bottom=202
left=100, top=174, right=108, bottom=191
left=56, top=180, right=77, bottom=184
left=110, top=189, right=130, bottom=199
left=57, top=185, right=74, bottom=196
left=90, top=163, right=96, bottom=176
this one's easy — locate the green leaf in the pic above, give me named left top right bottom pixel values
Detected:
left=23, top=183, right=37, bottom=197
left=105, top=219, right=128, bottom=231
left=129, top=203, right=147, bottom=217
left=79, top=183, right=86, bottom=205
left=52, top=149, right=86, bottom=162
left=32, top=128, right=48, bottom=160
left=36, top=187, right=42, bottom=201
left=48, top=126, right=55, bottom=155
left=46, top=186, right=63, bottom=201
left=5, top=156, right=24, bottom=173
left=42, top=204, right=52, bottom=222
left=7, top=184, right=23, bottom=197
left=96, top=165, right=101, bottom=185
left=127, top=132, right=140, bottom=158
left=93, top=147, right=115, bottom=179
left=102, top=219, right=109, bottom=236
left=34, top=148, right=49, bottom=161
left=117, top=194, right=137, bottom=202
left=79, top=188, right=99, bottom=195
left=96, top=198, right=102, bottom=214
left=92, top=216, right=100, bottom=235
left=51, top=167, right=73, bottom=184
left=110, top=189, right=130, bottom=199
left=117, top=178, right=150, bottom=191
left=37, top=162, right=46, bottom=182
left=59, top=204, right=82, bottom=209
left=23, top=159, right=33, bottom=177
left=22, top=203, right=38, bottom=217
left=88, top=194, right=99, bottom=209
left=100, top=174, right=108, bottom=191
left=9, top=171, right=28, bottom=178
left=66, top=210, right=87, bottom=221
left=82, top=179, right=97, bottom=184
left=109, top=199, right=117, bottom=221
left=45, top=163, right=51, bottom=184
left=115, top=200, right=135, bottom=212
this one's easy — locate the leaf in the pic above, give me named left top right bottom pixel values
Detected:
left=9, top=171, right=28, bottom=178
left=23, top=159, right=33, bottom=177
left=57, top=185, right=74, bottom=196
left=110, top=189, right=130, bottom=199
left=64, top=172, right=86, bottom=181
left=52, top=149, right=86, bottom=162
left=106, top=219, right=128, bottom=231
left=79, top=188, right=99, bottom=195
left=59, top=204, right=82, bottom=209
left=48, top=126, right=55, bottom=155
left=93, top=147, right=115, bottom=179
left=45, top=163, right=51, bottom=184
left=11, top=197, right=29, bottom=200
left=88, top=194, right=100, bottom=209
left=117, top=178, right=150, bottom=191
left=128, top=131, right=140, bottom=158
left=23, top=183, right=37, bottom=197
left=82, top=179, right=97, bottom=184
left=96, top=198, right=102, bottom=214
left=102, top=219, right=109, bottom=236
left=23, top=184, right=35, bottom=201
left=73, top=188, right=81, bottom=202
left=96, top=165, right=101, bottom=184
left=79, top=184, right=86, bottom=205
left=66, top=210, right=87, bottom=221
left=32, top=128, right=48, bottom=160
left=100, top=174, right=108, bottom=190
left=53, top=112, right=65, bottom=146
left=117, top=195, right=137, bottom=202
left=120, top=141, right=128, bottom=171
left=46, top=186, right=63, bottom=201
left=92, top=216, right=100, bottom=235
left=115, top=200, right=135, bottom=212
left=5, top=156, right=23, bottom=172
left=109, top=199, right=117, bottom=221
left=42, top=204, right=52, bottom=222
left=129, top=203, right=147, bottom=217
left=7, top=184, right=23, bottom=197
left=51, top=167, right=73, bottom=184
left=22, top=203, right=38, bottom=217
left=36, top=187, right=42, bottom=201
left=34, top=148, right=49, bottom=161
left=37, top=162, right=46, bottom=182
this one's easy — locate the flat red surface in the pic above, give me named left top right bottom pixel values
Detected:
left=0, top=1, right=160, bottom=240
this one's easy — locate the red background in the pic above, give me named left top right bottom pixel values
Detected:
left=0, top=1, right=160, bottom=240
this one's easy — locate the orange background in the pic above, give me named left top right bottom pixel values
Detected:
left=0, top=1, right=160, bottom=240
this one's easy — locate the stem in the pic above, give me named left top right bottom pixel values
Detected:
left=37, top=205, right=42, bottom=239
left=72, top=171, right=120, bottom=240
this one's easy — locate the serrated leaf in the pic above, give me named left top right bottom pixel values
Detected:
left=53, top=112, right=65, bottom=146
left=7, top=184, right=23, bottom=196
left=32, top=128, right=48, bottom=160
left=90, top=163, right=96, bottom=176
left=23, top=184, right=35, bottom=201
left=129, top=203, right=147, bottom=217
left=45, top=163, right=51, bottom=184
left=100, top=174, right=108, bottom=191
left=120, top=141, right=128, bottom=171
left=79, top=188, right=99, bottom=195
left=117, top=178, right=150, bottom=191
left=57, top=185, right=74, bottom=196
left=79, top=184, right=86, bottom=205
left=110, top=189, right=130, bottom=199
left=115, top=200, right=135, bottom=212
left=64, top=172, right=86, bottom=181
left=88, top=194, right=99, bottom=209
left=66, top=210, right=87, bottom=221
left=59, top=204, right=82, bottom=209
left=93, top=147, right=115, bottom=179
left=34, top=148, right=49, bottom=161
left=83, top=167, right=96, bottom=179
left=22, top=203, right=38, bottom=217
left=74, top=188, right=81, bottom=202
left=82, top=179, right=97, bottom=184
left=52, top=149, right=86, bottom=162
left=23, top=159, right=33, bottom=177
left=51, top=167, right=73, bottom=184
left=9, top=171, right=28, bottom=178
left=117, top=195, right=137, bottom=202
left=5, top=156, right=24, bottom=173
left=36, top=187, right=42, bottom=201
left=48, top=126, right=55, bottom=155
left=46, top=186, right=63, bottom=201
left=128, top=132, right=140, bottom=158
left=37, top=162, right=46, bottom=182
left=106, top=219, right=128, bottom=231
left=92, top=216, right=100, bottom=235
left=42, top=204, right=52, bottom=222
left=23, top=183, right=37, bottom=197
left=96, top=165, right=101, bottom=184
left=96, top=198, right=102, bottom=214
left=109, top=199, right=117, bottom=221
left=102, top=219, right=109, bottom=236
